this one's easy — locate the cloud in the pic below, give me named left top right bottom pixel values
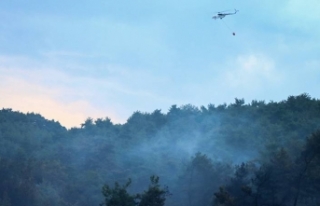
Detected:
left=221, top=54, right=281, bottom=90
left=0, top=54, right=178, bottom=127
left=0, top=56, right=126, bottom=128
left=0, top=77, right=100, bottom=128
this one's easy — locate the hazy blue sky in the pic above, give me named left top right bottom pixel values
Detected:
left=1, top=0, right=319, bottom=127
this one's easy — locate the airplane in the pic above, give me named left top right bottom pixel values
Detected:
left=212, top=9, right=239, bottom=20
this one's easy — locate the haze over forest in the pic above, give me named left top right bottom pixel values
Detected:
left=1, top=93, right=320, bottom=206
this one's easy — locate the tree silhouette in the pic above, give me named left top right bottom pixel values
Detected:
left=137, top=176, right=170, bottom=206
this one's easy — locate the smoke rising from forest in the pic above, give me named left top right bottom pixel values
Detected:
left=1, top=94, right=320, bottom=206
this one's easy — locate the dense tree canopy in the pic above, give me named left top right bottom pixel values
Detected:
left=0, top=93, right=320, bottom=205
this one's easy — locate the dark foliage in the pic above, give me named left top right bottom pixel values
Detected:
left=100, top=179, right=136, bottom=206
left=137, top=176, right=170, bottom=206
left=1, top=94, right=320, bottom=205
left=100, top=176, right=169, bottom=206
left=213, top=131, right=320, bottom=206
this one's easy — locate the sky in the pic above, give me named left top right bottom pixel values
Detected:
left=1, top=0, right=319, bottom=128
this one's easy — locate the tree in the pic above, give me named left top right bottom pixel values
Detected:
left=213, top=187, right=234, bottom=206
left=100, top=176, right=169, bottom=206
left=292, top=130, right=320, bottom=206
left=100, top=179, right=136, bottom=206
left=137, top=175, right=170, bottom=206
left=177, top=153, right=232, bottom=206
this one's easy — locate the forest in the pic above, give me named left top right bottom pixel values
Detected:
left=0, top=93, right=320, bottom=206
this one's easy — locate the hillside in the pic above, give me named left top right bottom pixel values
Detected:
left=1, top=93, right=320, bottom=206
